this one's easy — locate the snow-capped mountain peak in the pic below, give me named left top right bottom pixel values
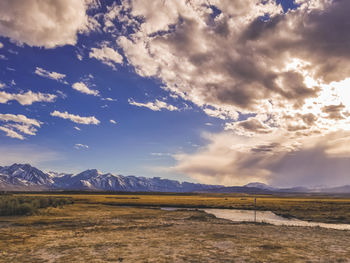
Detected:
left=0, top=163, right=54, bottom=186
left=3, top=164, right=350, bottom=194
left=0, top=163, right=221, bottom=192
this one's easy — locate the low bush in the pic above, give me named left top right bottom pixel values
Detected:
left=0, top=195, right=74, bottom=216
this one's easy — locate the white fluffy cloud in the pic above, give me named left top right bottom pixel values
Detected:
left=128, top=98, right=178, bottom=111
left=35, top=67, right=67, bottom=83
left=0, top=0, right=97, bottom=48
left=0, top=113, right=42, bottom=140
left=0, top=42, right=3, bottom=48
left=102, top=97, right=117, bottom=102
left=0, top=90, right=56, bottom=105
left=109, top=119, right=117, bottom=124
left=89, top=44, right=123, bottom=69
left=51, top=110, right=100, bottom=125
left=0, top=113, right=41, bottom=127
left=0, top=126, right=24, bottom=140
left=74, top=143, right=89, bottom=149
left=72, top=82, right=99, bottom=96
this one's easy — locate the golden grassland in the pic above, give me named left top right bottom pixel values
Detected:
left=1, top=201, right=350, bottom=263
left=15, top=192, right=350, bottom=224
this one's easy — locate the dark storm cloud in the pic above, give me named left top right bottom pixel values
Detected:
left=322, top=104, right=345, bottom=120
left=242, top=0, right=350, bottom=83
left=236, top=118, right=272, bottom=134
left=251, top=143, right=280, bottom=153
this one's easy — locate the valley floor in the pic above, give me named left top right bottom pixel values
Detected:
left=1, top=203, right=350, bottom=263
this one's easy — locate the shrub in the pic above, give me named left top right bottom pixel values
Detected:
left=17, top=203, right=35, bottom=215
left=0, top=196, right=74, bottom=216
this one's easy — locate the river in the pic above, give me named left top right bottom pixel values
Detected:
left=203, top=209, right=350, bottom=231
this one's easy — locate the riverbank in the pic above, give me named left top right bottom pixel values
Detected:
left=203, top=208, right=350, bottom=230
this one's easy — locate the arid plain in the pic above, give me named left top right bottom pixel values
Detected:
left=1, top=193, right=350, bottom=262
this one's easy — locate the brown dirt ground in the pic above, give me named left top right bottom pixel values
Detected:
left=0, top=203, right=350, bottom=263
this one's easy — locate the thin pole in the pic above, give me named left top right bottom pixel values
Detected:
left=254, top=197, right=257, bottom=223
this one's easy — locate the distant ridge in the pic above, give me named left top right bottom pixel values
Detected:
left=243, top=182, right=277, bottom=191
left=1, top=163, right=350, bottom=193
left=0, top=163, right=222, bottom=192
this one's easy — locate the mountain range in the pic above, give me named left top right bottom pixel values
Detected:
left=1, top=163, right=350, bottom=193
left=0, top=163, right=222, bottom=192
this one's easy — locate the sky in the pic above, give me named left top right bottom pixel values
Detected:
left=1, top=0, right=350, bottom=187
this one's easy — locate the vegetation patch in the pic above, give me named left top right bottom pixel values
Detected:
left=0, top=195, right=74, bottom=216
left=187, top=213, right=217, bottom=221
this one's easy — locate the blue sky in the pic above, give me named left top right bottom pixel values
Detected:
left=1, top=0, right=350, bottom=187
left=0, top=38, right=225, bottom=180
left=0, top=2, right=227, bottom=180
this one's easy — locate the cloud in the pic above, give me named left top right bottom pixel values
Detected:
left=151, top=152, right=171, bottom=157
left=0, top=113, right=42, bottom=140
left=99, top=0, right=350, bottom=186
left=77, top=53, right=83, bottom=61
left=89, top=43, right=123, bottom=69
left=173, top=131, right=350, bottom=187
left=51, top=110, right=100, bottom=125
left=112, top=0, right=350, bottom=128
left=35, top=67, right=67, bottom=83
left=0, top=82, right=5, bottom=89
left=0, top=113, right=42, bottom=127
left=0, top=0, right=97, bottom=48
left=102, top=97, right=117, bottom=101
left=101, top=2, right=139, bottom=34
left=203, top=107, right=238, bottom=120
left=321, top=104, right=345, bottom=120
left=128, top=98, right=178, bottom=111
left=0, top=126, right=24, bottom=140
left=74, top=126, right=81, bottom=131
left=109, top=119, right=117, bottom=124
left=72, top=82, right=99, bottom=96
left=8, top=49, right=18, bottom=55
left=0, top=90, right=56, bottom=105
left=0, top=42, right=3, bottom=48
left=225, top=117, right=273, bottom=136
left=74, top=143, right=89, bottom=149
left=114, top=0, right=288, bottom=115
left=56, top=90, right=67, bottom=99
left=5, top=123, right=38, bottom=136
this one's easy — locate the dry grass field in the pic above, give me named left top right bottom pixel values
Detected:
left=18, top=192, right=350, bottom=223
left=1, top=193, right=350, bottom=262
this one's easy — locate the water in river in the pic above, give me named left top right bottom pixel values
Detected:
left=203, top=209, right=350, bottom=231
